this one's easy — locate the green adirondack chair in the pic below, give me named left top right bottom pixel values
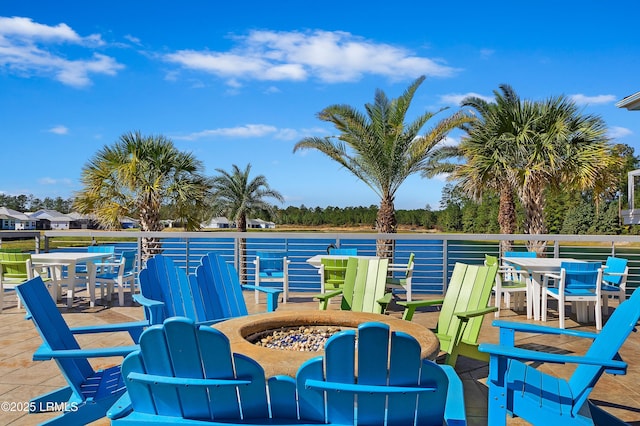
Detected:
left=398, top=262, right=498, bottom=367
left=314, top=257, right=393, bottom=313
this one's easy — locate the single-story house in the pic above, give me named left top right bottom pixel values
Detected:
left=0, top=207, right=37, bottom=230
left=247, top=218, right=276, bottom=229
left=27, top=209, right=76, bottom=230
left=202, top=217, right=232, bottom=229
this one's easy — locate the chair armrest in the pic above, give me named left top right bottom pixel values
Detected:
left=241, top=284, right=283, bottom=295
left=397, top=298, right=445, bottom=309
left=314, top=289, right=343, bottom=301
left=377, top=292, right=394, bottom=310
left=397, top=298, right=445, bottom=321
left=491, top=320, right=599, bottom=340
left=439, top=364, right=467, bottom=425
left=133, top=294, right=165, bottom=325
left=93, top=261, right=120, bottom=268
left=127, top=371, right=251, bottom=387
left=33, top=344, right=139, bottom=361
left=107, top=392, right=132, bottom=420
left=455, top=306, right=498, bottom=320
left=133, top=293, right=164, bottom=308
left=304, top=379, right=436, bottom=394
left=478, top=343, right=627, bottom=372
left=388, top=264, right=408, bottom=271
left=70, top=320, right=147, bottom=336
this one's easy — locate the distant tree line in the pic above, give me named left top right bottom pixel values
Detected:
left=275, top=205, right=437, bottom=229
left=0, top=194, right=74, bottom=213
left=437, top=182, right=636, bottom=236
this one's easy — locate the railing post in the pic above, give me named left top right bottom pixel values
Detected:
left=553, top=241, right=560, bottom=258
left=185, top=237, right=190, bottom=272
left=35, top=234, right=40, bottom=254
left=442, top=239, right=448, bottom=295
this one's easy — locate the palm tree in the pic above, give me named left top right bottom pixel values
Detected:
left=424, top=85, right=522, bottom=251
left=74, top=131, right=212, bottom=259
left=293, top=75, right=472, bottom=256
left=429, top=85, right=617, bottom=254
left=209, top=164, right=284, bottom=281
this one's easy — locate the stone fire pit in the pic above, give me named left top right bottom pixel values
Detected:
left=212, top=310, right=439, bottom=377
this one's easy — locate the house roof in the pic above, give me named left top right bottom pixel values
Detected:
left=616, top=92, right=640, bottom=110
left=0, top=207, right=31, bottom=221
left=27, top=209, right=74, bottom=221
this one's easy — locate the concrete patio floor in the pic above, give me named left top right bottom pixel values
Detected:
left=1, top=291, right=639, bottom=425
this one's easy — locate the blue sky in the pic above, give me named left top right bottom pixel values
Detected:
left=1, top=1, right=639, bottom=210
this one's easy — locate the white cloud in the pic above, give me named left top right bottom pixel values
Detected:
left=48, top=125, right=68, bottom=135
left=569, top=94, right=616, bottom=105
left=176, top=124, right=278, bottom=140
left=440, top=92, right=493, bottom=105
left=175, top=124, right=327, bottom=141
left=608, top=126, right=633, bottom=139
left=124, top=34, right=141, bottom=45
left=479, top=48, right=495, bottom=59
left=0, top=16, right=123, bottom=87
left=164, top=29, right=459, bottom=85
left=38, top=177, right=72, bottom=185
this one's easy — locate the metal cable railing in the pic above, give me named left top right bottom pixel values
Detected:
left=37, top=231, right=640, bottom=296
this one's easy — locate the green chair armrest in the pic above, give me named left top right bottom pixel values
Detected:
left=398, top=298, right=445, bottom=321
left=455, top=306, right=498, bottom=321
left=313, top=289, right=343, bottom=310
left=377, top=292, right=394, bottom=312
left=397, top=298, right=445, bottom=309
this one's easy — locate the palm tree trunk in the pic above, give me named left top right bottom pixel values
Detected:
left=139, top=198, right=163, bottom=261
left=376, top=196, right=396, bottom=258
left=498, top=186, right=517, bottom=253
left=522, top=177, right=547, bottom=255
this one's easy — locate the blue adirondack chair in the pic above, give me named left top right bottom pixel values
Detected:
left=136, top=253, right=281, bottom=325
left=601, top=256, right=629, bottom=312
left=295, top=322, right=467, bottom=425
left=16, top=276, right=144, bottom=425
left=108, top=317, right=466, bottom=425
left=479, top=287, right=640, bottom=425
left=253, top=250, right=289, bottom=303
left=193, top=251, right=282, bottom=318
